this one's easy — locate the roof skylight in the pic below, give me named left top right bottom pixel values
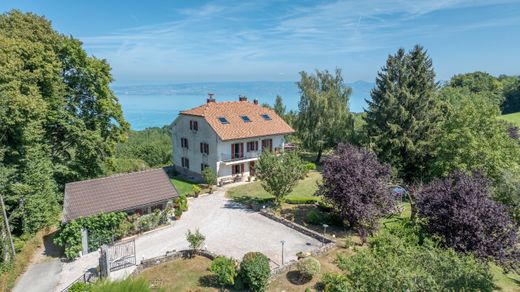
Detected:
left=261, top=114, right=272, bottom=121
left=218, top=117, right=229, bottom=124
left=241, top=115, right=252, bottom=122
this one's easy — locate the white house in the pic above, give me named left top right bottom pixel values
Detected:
left=171, top=95, right=295, bottom=183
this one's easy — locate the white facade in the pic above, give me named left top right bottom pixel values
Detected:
left=171, top=114, right=287, bottom=182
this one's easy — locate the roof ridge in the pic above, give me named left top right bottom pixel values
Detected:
left=66, top=168, right=167, bottom=186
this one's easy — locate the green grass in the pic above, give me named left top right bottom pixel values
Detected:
left=490, top=263, right=520, bottom=291
left=170, top=177, right=205, bottom=196
left=499, top=112, right=520, bottom=127
left=137, top=256, right=217, bottom=292
left=226, top=171, right=322, bottom=203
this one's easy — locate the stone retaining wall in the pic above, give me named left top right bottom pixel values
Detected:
left=130, top=249, right=217, bottom=276
left=259, top=209, right=334, bottom=244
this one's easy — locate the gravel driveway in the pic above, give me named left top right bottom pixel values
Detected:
left=55, top=184, right=321, bottom=291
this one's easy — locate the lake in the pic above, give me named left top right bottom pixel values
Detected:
left=113, top=81, right=373, bottom=130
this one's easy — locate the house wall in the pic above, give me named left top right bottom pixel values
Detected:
left=171, top=115, right=219, bottom=179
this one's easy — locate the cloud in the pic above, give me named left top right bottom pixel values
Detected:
left=79, top=0, right=520, bottom=83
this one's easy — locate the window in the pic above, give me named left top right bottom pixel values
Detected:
left=232, top=164, right=244, bottom=175
left=231, top=143, right=244, bottom=159
left=189, top=120, right=198, bottom=131
left=261, top=114, right=271, bottom=121
left=241, top=115, right=251, bottom=123
left=181, top=157, right=190, bottom=169
left=261, top=139, right=272, bottom=151
left=181, top=138, right=189, bottom=149
left=247, top=141, right=258, bottom=152
left=201, top=163, right=209, bottom=172
left=200, top=142, right=209, bottom=154
left=218, top=117, right=229, bottom=124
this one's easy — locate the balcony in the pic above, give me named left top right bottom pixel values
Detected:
left=220, top=151, right=260, bottom=164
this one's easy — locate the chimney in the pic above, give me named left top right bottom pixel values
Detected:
left=253, top=99, right=258, bottom=105
left=207, top=93, right=216, bottom=103
left=239, top=95, right=248, bottom=102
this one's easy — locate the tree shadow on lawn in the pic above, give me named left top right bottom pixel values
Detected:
left=286, top=270, right=312, bottom=286
left=198, top=274, right=220, bottom=288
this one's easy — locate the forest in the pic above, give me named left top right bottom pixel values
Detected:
left=1, top=9, right=520, bottom=291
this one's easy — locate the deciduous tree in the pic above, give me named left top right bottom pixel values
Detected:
left=255, top=150, right=308, bottom=207
left=297, top=69, right=354, bottom=163
left=319, top=144, right=394, bottom=243
left=416, top=171, right=519, bottom=268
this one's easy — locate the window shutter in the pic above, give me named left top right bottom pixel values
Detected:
left=205, top=143, right=209, bottom=154
left=255, top=141, right=258, bottom=151
left=240, top=143, right=244, bottom=157
left=240, top=164, right=244, bottom=173
left=231, top=144, right=235, bottom=159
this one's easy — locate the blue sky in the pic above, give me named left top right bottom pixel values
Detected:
left=2, top=0, right=520, bottom=85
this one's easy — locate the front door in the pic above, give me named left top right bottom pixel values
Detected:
left=249, top=161, right=255, bottom=176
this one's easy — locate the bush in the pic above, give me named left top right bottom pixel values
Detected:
left=285, top=197, right=320, bottom=204
left=186, top=229, right=205, bottom=255
left=304, top=162, right=316, bottom=171
left=209, top=256, right=238, bottom=287
left=69, top=282, right=91, bottom=292
left=335, top=226, right=494, bottom=292
left=174, top=208, right=183, bottom=218
left=321, top=272, right=349, bottom=292
left=305, top=210, right=322, bottom=225
left=240, top=252, right=270, bottom=292
left=191, top=185, right=201, bottom=196
left=297, top=257, right=321, bottom=281
left=176, top=195, right=188, bottom=211
left=89, top=277, right=154, bottom=292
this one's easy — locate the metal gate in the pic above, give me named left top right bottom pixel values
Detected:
left=99, top=239, right=136, bottom=277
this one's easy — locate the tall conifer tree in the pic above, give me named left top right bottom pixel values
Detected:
left=364, top=45, right=442, bottom=182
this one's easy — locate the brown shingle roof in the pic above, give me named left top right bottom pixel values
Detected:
left=63, top=168, right=179, bottom=222
left=181, top=100, right=295, bottom=141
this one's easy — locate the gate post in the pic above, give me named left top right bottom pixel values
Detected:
left=81, top=228, right=88, bottom=256
left=99, top=245, right=110, bottom=278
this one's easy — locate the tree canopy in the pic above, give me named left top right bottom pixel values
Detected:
left=319, top=144, right=394, bottom=242
left=254, top=150, right=308, bottom=207
left=417, top=171, right=519, bottom=268
left=296, top=69, right=353, bottom=163
left=0, top=10, right=128, bottom=236
left=364, top=45, right=443, bottom=182
left=431, top=87, right=520, bottom=184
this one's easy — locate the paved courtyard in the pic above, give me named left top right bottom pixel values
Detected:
left=53, top=184, right=322, bottom=291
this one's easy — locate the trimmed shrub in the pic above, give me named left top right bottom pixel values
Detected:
left=297, top=257, right=321, bottom=281
left=209, top=256, right=239, bottom=287
left=321, top=272, right=349, bottom=292
left=286, top=197, right=320, bottom=204
left=240, top=252, right=270, bottom=292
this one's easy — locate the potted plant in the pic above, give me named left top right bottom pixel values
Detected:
left=174, top=208, right=183, bottom=220
left=192, top=185, right=201, bottom=198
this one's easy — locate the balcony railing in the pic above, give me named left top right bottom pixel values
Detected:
left=220, top=151, right=260, bottom=162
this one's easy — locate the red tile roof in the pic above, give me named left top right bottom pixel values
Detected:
left=181, top=100, right=295, bottom=141
left=63, top=168, right=179, bottom=222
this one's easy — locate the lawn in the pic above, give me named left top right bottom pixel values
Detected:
left=499, top=112, right=520, bottom=127
left=170, top=177, right=206, bottom=196
left=226, top=171, right=322, bottom=203
left=137, top=255, right=218, bottom=292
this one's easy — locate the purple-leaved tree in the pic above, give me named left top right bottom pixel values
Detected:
left=417, top=171, right=519, bottom=268
left=319, top=143, right=395, bottom=243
